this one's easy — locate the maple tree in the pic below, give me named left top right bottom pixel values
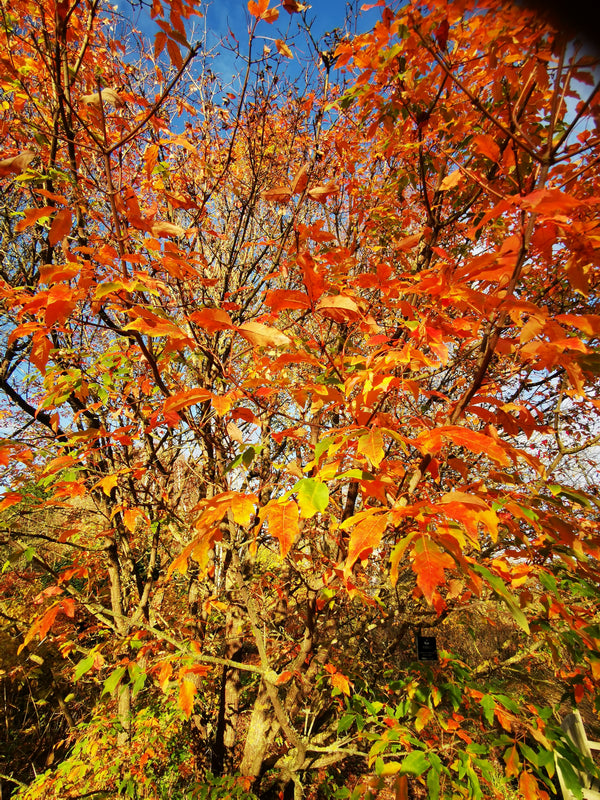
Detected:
left=1, top=0, right=600, bottom=797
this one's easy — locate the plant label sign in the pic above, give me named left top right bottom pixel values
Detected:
left=417, top=636, right=438, bottom=662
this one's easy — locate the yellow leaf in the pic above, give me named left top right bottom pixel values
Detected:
left=357, top=428, right=385, bottom=468
left=98, top=474, right=118, bottom=496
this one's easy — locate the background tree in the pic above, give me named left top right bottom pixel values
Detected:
left=0, top=0, right=599, bottom=798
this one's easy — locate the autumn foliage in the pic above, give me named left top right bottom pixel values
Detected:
left=0, top=0, right=599, bottom=797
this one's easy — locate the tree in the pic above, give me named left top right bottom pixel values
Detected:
left=0, top=0, right=599, bottom=797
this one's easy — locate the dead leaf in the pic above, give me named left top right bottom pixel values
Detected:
left=0, top=151, right=35, bottom=177
left=82, top=87, right=124, bottom=108
left=151, top=221, right=186, bottom=238
left=226, top=421, right=244, bottom=443
left=439, top=170, right=462, bottom=191
left=263, top=186, right=292, bottom=203
left=276, top=39, right=293, bottom=58
left=238, top=321, right=291, bottom=349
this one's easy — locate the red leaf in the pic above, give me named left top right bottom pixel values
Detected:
left=282, top=0, right=307, bottom=11
left=435, top=18, right=449, bottom=50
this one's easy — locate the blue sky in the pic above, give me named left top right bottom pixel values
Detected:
left=123, top=0, right=385, bottom=85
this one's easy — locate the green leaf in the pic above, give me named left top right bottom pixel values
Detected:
left=129, top=664, right=146, bottom=698
left=556, top=758, right=584, bottom=800
left=335, top=469, right=374, bottom=481
left=314, top=436, right=335, bottom=461
left=338, top=713, right=356, bottom=734
left=480, top=694, right=495, bottom=726
left=101, top=666, right=127, bottom=697
left=473, top=564, right=530, bottom=633
left=294, top=478, right=329, bottom=518
left=400, top=750, right=430, bottom=775
left=74, top=654, right=95, bottom=681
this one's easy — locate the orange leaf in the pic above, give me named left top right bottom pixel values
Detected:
left=211, top=393, right=233, bottom=416
left=307, top=182, right=338, bottom=203
left=276, top=39, right=293, bottom=58
left=166, top=37, right=183, bottom=69
left=97, top=474, right=118, bottom=496
left=189, top=307, right=234, bottom=332
left=248, top=0, right=278, bottom=22
left=163, top=388, right=212, bottom=415
left=411, top=535, right=454, bottom=604
left=248, top=0, right=267, bottom=17
left=291, top=164, right=309, bottom=193
left=179, top=677, right=196, bottom=717
left=123, top=507, right=144, bottom=533
left=439, top=170, right=462, bottom=191
left=265, top=289, right=311, bottom=312
left=48, top=209, right=72, bottom=246
left=265, top=500, right=299, bottom=557
left=298, top=251, right=324, bottom=303
left=504, top=744, right=520, bottom=778
left=151, top=220, right=185, bottom=238
left=331, top=671, right=351, bottom=695
left=15, top=206, right=53, bottom=232
left=0, top=492, right=22, bottom=512
left=263, top=186, right=292, bottom=203
left=345, top=513, right=388, bottom=576
left=473, top=133, right=500, bottom=162
left=519, top=772, right=541, bottom=800
left=416, top=426, right=509, bottom=466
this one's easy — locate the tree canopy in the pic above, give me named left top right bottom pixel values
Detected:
left=1, top=0, right=599, bottom=798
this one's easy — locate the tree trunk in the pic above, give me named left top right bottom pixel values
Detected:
left=240, top=680, right=278, bottom=779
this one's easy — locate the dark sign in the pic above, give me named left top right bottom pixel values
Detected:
left=417, top=635, right=438, bottom=662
